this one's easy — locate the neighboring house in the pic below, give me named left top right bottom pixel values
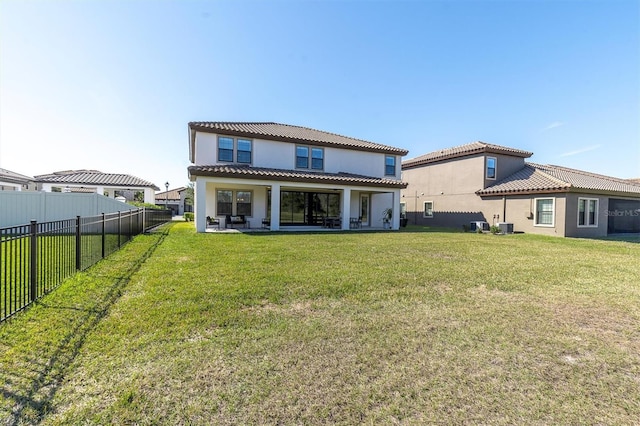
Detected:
left=155, top=186, right=193, bottom=216
left=402, top=141, right=640, bottom=237
left=188, top=122, right=408, bottom=232
left=0, top=168, right=34, bottom=191
left=34, top=170, right=159, bottom=204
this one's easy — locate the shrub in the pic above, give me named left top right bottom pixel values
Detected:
left=490, top=225, right=501, bottom=234
left=184, top=212, right=194, bottom=222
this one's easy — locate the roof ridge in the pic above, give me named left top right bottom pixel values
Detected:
left=403, top=141, right=532, bottom=168
left=544, top=163, right=635, bottom=184
left=188, top=121, right=409, bottom=156
left=526, top=163, right=573, bottom=188
left=192, top=121, right=380, bottom=146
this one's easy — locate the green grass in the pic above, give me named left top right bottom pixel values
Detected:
left=1, top=223, right=639, bottom=424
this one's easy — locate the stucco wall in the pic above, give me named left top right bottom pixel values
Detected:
left=563, top=193, right=608, bottom=238
left=499, top=194, right=567, bottom=236
left=193, top=131, right=399, bottom=179
left=204, top=182, right=268, bottom=229
left=402, top=155, right=498, bottom=228
left=484, top=154, right=527, bottom=188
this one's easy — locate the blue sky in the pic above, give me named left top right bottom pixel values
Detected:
left=1, top=0, right=639, bottom=192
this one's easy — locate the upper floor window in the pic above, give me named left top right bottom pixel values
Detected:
left=237, top=139, right=252, bottom=164
left=296, top=146, right=324, bottom=170
left=578, top=198, right=598, bottom=227
left=385, top=156, right=396, bottom=176
left=486, top=157, right=497, bottom=179
left=218, top=137, right=252, bottom=164
left=535, top=198, right=555, bottom=227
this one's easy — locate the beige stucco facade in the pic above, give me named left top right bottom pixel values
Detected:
left=402, top=142, right=640, bottom=237
left=402, top=153, right=528, bottom=229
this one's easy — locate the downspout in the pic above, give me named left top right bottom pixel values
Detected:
left=503, top=196, right=507, bottom=223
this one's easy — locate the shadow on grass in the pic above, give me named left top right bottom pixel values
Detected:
left=227, top=225, right=465, bottom=237
left=1, top=224, right=171, bottom=425
left=593, top=234, right=640, bottom=244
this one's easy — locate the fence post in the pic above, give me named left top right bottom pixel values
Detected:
left=118, top=211, right=122, bottom=247
left=30, top=220, right=37, bottom=302
left=76, top=216, right=82, bottom=270
left=101, top=213, right=106, bottom=259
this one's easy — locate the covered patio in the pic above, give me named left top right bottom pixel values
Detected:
left=190, top=165, right=407, bottom=233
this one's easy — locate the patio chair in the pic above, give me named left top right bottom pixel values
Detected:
left=350, top=217, right=362, bottom=229
left=206, top=216, right=220, bottom=229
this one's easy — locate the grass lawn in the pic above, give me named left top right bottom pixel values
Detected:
left=1, top=222, right=639, bottom=424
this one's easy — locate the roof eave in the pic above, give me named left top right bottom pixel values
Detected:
left=403, top=147, right=532, bottom=170
left=476, top=188, right=570, bottom=197
left=188, top=166, right=407, bottom=189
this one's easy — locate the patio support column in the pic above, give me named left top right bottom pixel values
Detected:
left=341, top=188, right=351, bottom=230
left=195, top=178, right=207, bottom=232
left=270, top=183, right=281, bottom=231
left=392, top=188, right=400, bottom=230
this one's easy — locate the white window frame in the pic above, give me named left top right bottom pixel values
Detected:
left=217, top=136, right=253, bottom=165
left=486, top=157, right=497, bottom=180
left=577, top=197, right=599, bottom=228
left=296, top=145, right=324, bottom=170
left=534, top=197, right=555, bottom=227
left=216, top=189, right=253, bottom=217
left=385, top=155, right=396, bottom=176
left=423, top=201, right=434, bottom=218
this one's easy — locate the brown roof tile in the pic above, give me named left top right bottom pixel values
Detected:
left=34, top=170, right=159, bottom=190
left=477, top=163, right=640, bottom=196
left=188, top=165, right=407, bottom=188
left=189, top=122, right=409, bottom=156
left=402, top=141, right=533, bottom=169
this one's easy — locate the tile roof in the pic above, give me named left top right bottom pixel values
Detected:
left=156, top=187, right=187, bottom=201
left=477, top=163, right=640, bottom=196
left=0, top=168, right=33, bottom=184
left=188, top=122, right=409, bottom=156
left=402, top=141, right=533, bottom=169
left=34, top=170, right=159, bottom=190
left=188, top=165, right=407, bottom=188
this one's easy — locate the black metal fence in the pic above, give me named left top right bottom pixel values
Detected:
left=0, top=208, right=171, bottom=323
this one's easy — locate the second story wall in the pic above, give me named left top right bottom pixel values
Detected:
left=483, top=154, right=527, bottom=189
left=403, top=155, right=486, bottom=196
left=193, top=131, right=401, bottom=180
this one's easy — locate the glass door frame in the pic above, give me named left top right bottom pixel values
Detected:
left=360, top=194, right=370, bottom=227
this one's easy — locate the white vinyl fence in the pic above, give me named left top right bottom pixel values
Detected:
left=0, top=191, right=137, bottom=228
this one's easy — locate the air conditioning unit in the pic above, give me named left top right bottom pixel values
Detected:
left=469, top=221, right=490, bottom=232
left=497, top=222, right=514, bottom=234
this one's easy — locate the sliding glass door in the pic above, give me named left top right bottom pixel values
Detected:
left=276, top=191, right=341, bottom=225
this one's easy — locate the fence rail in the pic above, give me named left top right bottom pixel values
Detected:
left=0, top=208, right=171, bottom=323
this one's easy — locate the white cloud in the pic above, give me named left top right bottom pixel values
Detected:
left=541, top=121, right=565, bottom=131
left=559, top=144, right=602, bottom=158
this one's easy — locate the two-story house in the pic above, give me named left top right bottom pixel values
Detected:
left=402, top=141, right=640, bottom=237
left=187, top=122, right=408, bottom=232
